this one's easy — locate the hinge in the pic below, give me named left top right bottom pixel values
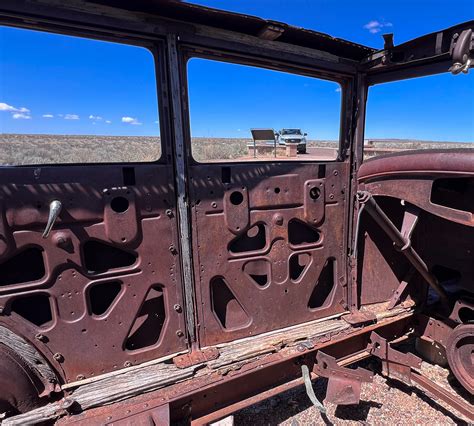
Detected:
left=449, top=29, right=473, bottom=74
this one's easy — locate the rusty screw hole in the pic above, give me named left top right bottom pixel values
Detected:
left=230, top=191, right=243, bottom=206
left=111, top=196, right=129, bottom=213
left=309, top=187, right=321, bottom=200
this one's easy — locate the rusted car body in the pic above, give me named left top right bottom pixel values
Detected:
left=0, top=1, right=472, bottom=424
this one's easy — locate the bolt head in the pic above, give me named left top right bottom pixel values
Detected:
left=273, top=214, right=284, bottom=226
left=176, top=330, right=184, bottom=337
left=53, top=353, right=64, bottom=362
left=35, top=333, right=47, bottom=342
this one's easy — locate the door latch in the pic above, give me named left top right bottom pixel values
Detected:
left=42, top=200, right=62, bottom=238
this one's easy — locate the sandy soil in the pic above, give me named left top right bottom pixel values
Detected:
left=234, top=358, right=473, bottom=425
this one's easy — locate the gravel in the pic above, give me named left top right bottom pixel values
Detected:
left=233, top=359, right=472, bottom=425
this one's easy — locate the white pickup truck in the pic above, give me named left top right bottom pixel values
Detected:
left=276, top=128, right=308, bottom=153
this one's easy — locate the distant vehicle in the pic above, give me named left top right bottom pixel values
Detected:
left=277, top=128, right=307, bottom=153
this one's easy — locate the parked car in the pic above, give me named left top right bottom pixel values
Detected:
left=277, top=128, right=307, bottom=153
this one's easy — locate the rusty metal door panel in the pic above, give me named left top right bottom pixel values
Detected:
left=190, top=162, right=349, bottom=346
left=0, top=164, right=187, bottom=383
left=358, top=152, right=474, bottom=306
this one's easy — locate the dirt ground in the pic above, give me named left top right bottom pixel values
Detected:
left=1, top=134, right=472, bottom=165
left=233, top=358, right=473, bottom=425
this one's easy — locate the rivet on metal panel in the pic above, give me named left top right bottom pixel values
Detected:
left=176, top=330, right=184, bottom=337
left=273, top=214, right=284, bottom=226
left=53, top=353, right=64, bottom=362
left=166, top=209, right=173, bottom=218
left=124, top=361, right=132, bottom=368
left=174, top=304, right=182, bottom=313
left=35, top=333, right=47, bottom=342
left=76, top=374, right=85, bottom=381
left=296, top=340, right=314, bottom=352
left=60, top=398, right=77, bottom=414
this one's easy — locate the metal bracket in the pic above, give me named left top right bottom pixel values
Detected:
left=173, top=347, right=219, bottom=369
left=369, top=332, right=422, bottom=384
left=397, top=203, right=420, bottom=251
left=449, top=29, right=473, bottom=75
left=387, top=269, right=415, bottom=310
left=342, top=311, right=377, bottom=327
left=369, top=331, right=474, bottom=421
left=448, top=299, right=474, bottom=324
left=313, top=351, right=373, bottom=405
left=415, top=315, right=452, bottom=347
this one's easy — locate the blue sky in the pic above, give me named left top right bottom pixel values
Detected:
left=1, top=0, right=473, bottom=141
left=0, top=27, right=160, bottom=136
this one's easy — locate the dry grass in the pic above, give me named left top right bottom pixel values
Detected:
left=192, top=137, right=249, bottom=161
left=0, top=134, right=162, bottom=165
left=0, top=134, right=471, bottom=165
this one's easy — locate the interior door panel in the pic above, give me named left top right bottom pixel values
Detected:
left=0, top=164, right=187, bottom=383
left=190, top=161, right=349, bottom=346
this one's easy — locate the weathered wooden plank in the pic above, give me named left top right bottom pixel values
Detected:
left=3, top=305, right=412, bottom=425
left=3, top=363, right=198, bottom=425
left=0, top=326, right=57, bottom=384
left=209, top=304, right=412, bottom=369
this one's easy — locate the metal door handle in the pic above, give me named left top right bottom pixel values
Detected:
left=42, top=200, right=62, bottom=238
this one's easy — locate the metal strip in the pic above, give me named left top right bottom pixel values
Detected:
left=166, top=34, right=196, bottom=343
left=301, top=364, right=327, bottom=413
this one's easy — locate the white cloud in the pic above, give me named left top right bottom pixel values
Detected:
left=122, top=116, right=142, bottom=125
left=89, top=114, right=103, bottom=121
left=1, top=102, right=32, bottom=119
left=0, top=102, right=30, bottom=113
left=105, top=120, right=112, bottom=124
left=12, top=113, right=31, bottom=120
left=42, top=114, right=54, bottom=118
left=363, top=20, right=393, bottom=34
left=64, top=114, right=80, bottom=120
left=335, top=87, right=341, bottom=93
